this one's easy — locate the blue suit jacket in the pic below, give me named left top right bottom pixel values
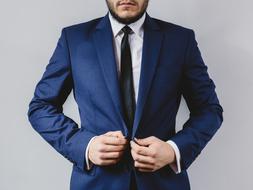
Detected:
left=28, top=13, right=223, bottom=190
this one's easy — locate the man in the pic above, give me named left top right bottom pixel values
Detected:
left=28, top=0, right=223, bottom=189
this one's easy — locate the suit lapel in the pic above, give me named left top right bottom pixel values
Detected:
left=92, top=14, right=127, bottom=132
left=132, top=14, right=164, bottom=138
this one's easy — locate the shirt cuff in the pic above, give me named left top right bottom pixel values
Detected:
left=167, top=140, right=181, bottom=174
left=85, top=136, right=97, bottom=170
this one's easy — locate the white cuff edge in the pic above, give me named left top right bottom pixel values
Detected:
left=167, top=140, right=182, bottom=174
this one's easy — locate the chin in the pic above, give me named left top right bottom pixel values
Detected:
left=118, top=12, right=138, bottom=19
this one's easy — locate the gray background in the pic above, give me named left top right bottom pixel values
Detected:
left=0, top=0, right=252, bottom=189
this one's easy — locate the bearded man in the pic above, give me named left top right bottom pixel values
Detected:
left=28, top=0, right=223, bottom=189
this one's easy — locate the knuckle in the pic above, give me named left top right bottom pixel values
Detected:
left=104, top=132, right=110, bottom=135
left=150, top=151, right=156, bottom=157
left=98, top=137, right=104, bottom=143
left=98, top=153, right=105, bottom=159
left=150, top=159, right=155, bottom=165
left=97, top=144, right=104, bottom=152
left=119, top=139, right=125, bottom=144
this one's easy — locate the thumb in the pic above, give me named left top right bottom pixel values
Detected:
left=134, top=136, right=154, bottom=146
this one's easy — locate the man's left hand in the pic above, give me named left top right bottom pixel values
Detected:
left=130, top=136, right=176, bottom=172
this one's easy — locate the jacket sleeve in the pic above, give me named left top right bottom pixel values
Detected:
left=27, top=28, right=96, bottom=172
left=170, top=30, right=224, bottom=171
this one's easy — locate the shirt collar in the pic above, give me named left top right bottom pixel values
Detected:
left=108, top=12, right=146, bottom=38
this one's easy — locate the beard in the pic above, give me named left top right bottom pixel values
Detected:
left=106, top=0, right=149, bottom=24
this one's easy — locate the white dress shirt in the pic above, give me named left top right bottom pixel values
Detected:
left=85, top=12, right=181, bottom=174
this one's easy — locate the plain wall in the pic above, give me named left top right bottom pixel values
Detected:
left=0, top=0, right=252, bottom=189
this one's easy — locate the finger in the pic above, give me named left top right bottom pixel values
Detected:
left=99, top=144, right=127, bottom=152
left=104, top=131, right=125, bottom=138
left=131, top=149, right=155, bottom=165
left=102, top=136, right=128, bottom=145
left=113, top=131, right=125, bottom=138
left=100, top=151, right=124, bottom=159
left=130, top=140, right=151, bottom=156
left=137, top=168, right=154, bottom=172
left=134, top=161, right=154, bottom=170
left=99, top=158, right=121, bottom=166
left=134, top=136, right=155, bottom=146
left=104, top=131, right=114, bottom=137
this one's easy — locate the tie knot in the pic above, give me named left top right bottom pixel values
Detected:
left=121, top=25, right=132, bottom=35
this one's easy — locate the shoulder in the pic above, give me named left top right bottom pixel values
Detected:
left=151, top=17, right=195, bottom=37
left=61, top=16, right=103, bottom=37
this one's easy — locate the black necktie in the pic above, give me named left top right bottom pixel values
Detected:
left=120, top=25, right=136, bottom=132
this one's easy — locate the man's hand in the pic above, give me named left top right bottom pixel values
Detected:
left=88, top=131, right=128, bottom=166
left=130, top=136, right=176, bottom=172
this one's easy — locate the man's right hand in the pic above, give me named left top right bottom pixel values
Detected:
left=88, top=131, right=128, bottom=166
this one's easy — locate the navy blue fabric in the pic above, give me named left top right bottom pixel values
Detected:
left=28, top=13, right=223, bottom=190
